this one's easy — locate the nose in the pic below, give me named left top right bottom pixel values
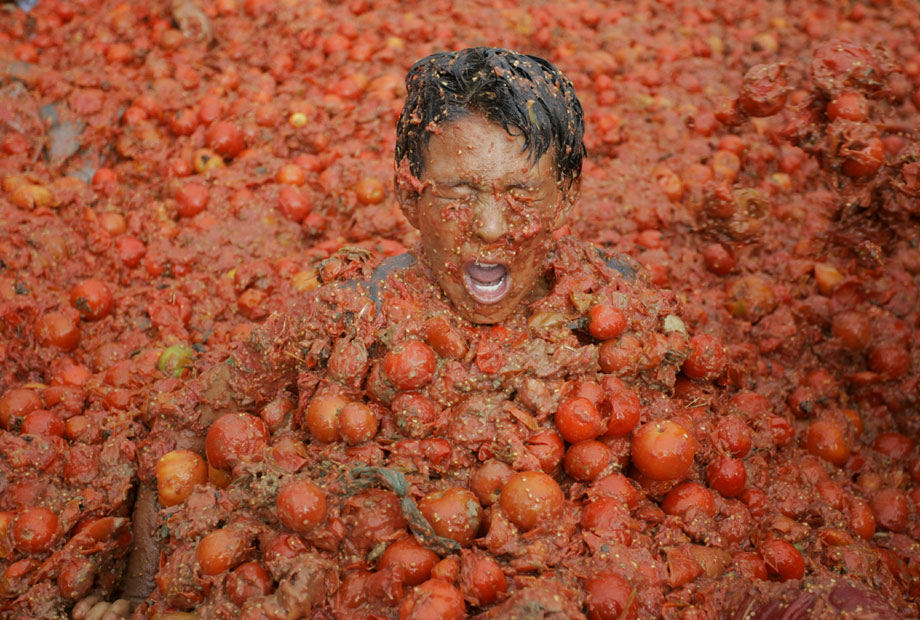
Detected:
left=471, top=195, right=510, bottom=244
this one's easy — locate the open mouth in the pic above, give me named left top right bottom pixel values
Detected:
left=463, top=261, right=511, bottom=304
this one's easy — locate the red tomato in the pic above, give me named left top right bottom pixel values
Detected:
left=873, top=432, right=916, bottom=460
left=589, top=472, right=640, bottom=510
left=205, top=413, right=269, bottom=470
left=759, top=539, right=804, bottom=581
left=196, top=527, right=246, bottom=576
left=276, top=479, right=327, bottom=533
left=227, top=561, right=273, bottom=606
left=526, top=430, right=566, bottom=473
left=70, top=279, right=114, bottom=321
left=116, top=237, right=146, bottom=267
left=176, top=183, right=210, bottom=217
left=469, top=460, right=514, bottom=506
left=661, top=482, right=716, bottom=519
left=205, top=121, right=245, bottom=158
left=0, top=388, right=42, bottom=430
left=705, top=455, right=747, bottom=498
left=602, top=377, right=641, bottom=436
left=732, top=551, right=768, bottom=580
left=355, top=177, right=385, bottom=205
left=156, top=450, right=208, bottom=507
left=20, top=410, right=65, bottom=437
left=715, top=416, right=752, bottom=458
left=276, top=164, right=306, bottom=186
left=305, top=393, right=350, bottom=443
left=384, top=341, right=437, bottom=391
left=423, top=317, right=467, bottom=359
left=12, top=507, right=58, bottom=554
left=841, top=136, right=885, bottom=178
left=58, top=556, right=94, bottom=600
left=378, top=536, right=439, bottom=587
left=588, top=304, right=627, bottom=340
left=831, top=311, right=871, bottom=349
left=34, top=312, right=80, bottom=351
left=563, top=440, right=610, bottom=482
left=554, top=397, right=604, bottom=443
left=458, top=552, right=506, bottom=607
left=499, top=471, right=564, bottom=531
left=630, top=420, right=696, bottom=480
left=802, top=419, right=850, bottom=466
left=702, top=243, right=735, bottom=275
left=870, top=488, right=910, bottom=532
left=827, top=92, right=868, bottom=122
left=418, top=487, right=482, bottom=547
left=584, top=571, right=638, bottom=620
left=337, top=401, right=378, bottom=445
left=682, top=333, right=727, bottom=380
left=399, top=578, right=465, bottom=620
left=278, top=185, right=311, bottom=222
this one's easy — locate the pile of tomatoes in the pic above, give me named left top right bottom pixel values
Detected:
left=1, top=0, right=919, bottom=618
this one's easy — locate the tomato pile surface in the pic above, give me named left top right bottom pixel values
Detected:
left=1, top=0, right=919, bottom=619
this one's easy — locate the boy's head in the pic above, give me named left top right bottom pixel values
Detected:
left=395, top=47, right=586, bottom=324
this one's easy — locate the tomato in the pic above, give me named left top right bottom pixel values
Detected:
left=197, top=527, right=246, bottom=576
left=702, top=243, right=735, bottom=275
left=418, top=487, right=482, bottom=547
left=156, top=450, right=208, bottom=507
left=715, top=415, right=752, bottom=458
left=499, top=471, right=564, bottom=531
left=383, top=341, right=437, bottom=391
left=20, top=409, right=65, bottom=437
left=276, top=479, right=327, bottom=533
left=12, top=507, right=58, bottom=554
left=589, top=472, right=640, bottom=510
left=682, top=333, right=726, bottom=380
left=802, top=419, right=850, bottom=466
left=116, top=237, right=146, bottom=267
left=399, top=578, right=465, bottom=620
left=458, top=552, right=506, bottom=606
left=705, top=455, right=747, bottom=498
left=0, top=388, right=42, bottom=430
left=227, top=561, right=273, bottom=606
left=588, top=304, right=627, bottom=340
left=278, top=185, right=311, bottom=222
left=554, top=397, right=604, bottom=443
left=661, top=482, right=716, bottom=519
left=423, top=317, right=467, bottom=359
left=337, top=401, right=378, bottom=444
left=34, top=311, right=80, bottom=351
left=469, top=459, right=514, bottom=507
left=598, top=332, right=642, bottom=374
left=70, top=279, right=114, bottom=321
left=873, top=432, right=915, bottom=460
left=732, top=551, right=768, bottom=580
left=58, top=556, right=94, bottom=599
left=355, top=177, right=385, bottom=205
left=870, top=488, right=910, bottom=532
left=563, top=440, right=610, bottom=482
left=305, top=393, right=350, bottom=443
left=867, top=344, right=910, bottom=379
left=205, top=412, right=269, bottom=470
left=759, top=539, right=804, bottom=581
left=827, top=91, right=868, bottom=121
left=276, top=164, right=306, bottom=186
left=391, top=392, right=439, bottom=438
left=176, top=182, right=209, bottom=218
left=846, top=497, right=876, bottom=540
left=378, top=536, right=439, bottom=586
left=584, top=571, right=638, bottom=620
left=205, top=121, right=245, bottom=158
left=630, top=420, right=695, bottom=481
left=841, top=136, right=885, bottom=178
left=738, top=63, right=787, bottom=117
left=724, top=275, right=776, bottom=322
left=602, top=377, right=641, bottom=436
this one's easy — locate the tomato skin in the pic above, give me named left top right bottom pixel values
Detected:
left=733, top=551, right=768, bottom=580
left=378, top=536, right=439, bottom=587
left=630, top=420, right=696, bottom=481
left=70, top=279, right=114, bottom=320
left=196, top=527, right=246, bottom=576
left=588, top=304, right=627, bottom=340
left=0, top=388, right=43, bottom=430
left=841, top=136, right=885, bottom=178
left=205, top=413, right=269, bottom=471
left=399, top=578, right=465, bottom=620
left=661, top=482, right=716, bottom=519
left=759, top=539, right=805, bottom=581
left=584, top=571, right=638, bottom=620
left=682, top=333, right=726, bottom=380
left=384, top=341, right=437, bottom=391
left=276, top=479, right=327, bottom=533
left=418, top=487, right=482, bottom=547
left=12, top=507, right=58, bottom=554
left=227, top=561, right=273, bottom=606
left=554, top=397, right=604, bottom=443
left=499, top=471, right=564, bottom=531
left=156, top=450, right=208, bottom=507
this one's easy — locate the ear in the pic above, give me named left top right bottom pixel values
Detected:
left=396, top=176, right=420, bottom=229
left=551, top=176, right=581, bottom=230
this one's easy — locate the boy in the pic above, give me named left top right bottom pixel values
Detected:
left=77, top=47, right=666, bottom=618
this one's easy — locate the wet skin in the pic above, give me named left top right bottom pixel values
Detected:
left=400, top=114, right=578, bottom=324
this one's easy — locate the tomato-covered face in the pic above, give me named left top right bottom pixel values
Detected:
left=400, top=114, right=577, bottom=324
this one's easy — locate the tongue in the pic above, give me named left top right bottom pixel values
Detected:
left=467, top=263, right=506, bottom=284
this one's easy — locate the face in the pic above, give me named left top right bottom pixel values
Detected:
left=400, top=114, right=577, bottom=324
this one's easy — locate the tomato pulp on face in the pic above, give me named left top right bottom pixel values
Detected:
left=405, top=114, right=572, bottom=324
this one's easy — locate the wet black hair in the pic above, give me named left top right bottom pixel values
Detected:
left=395, top=47, right=586, bottom=194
